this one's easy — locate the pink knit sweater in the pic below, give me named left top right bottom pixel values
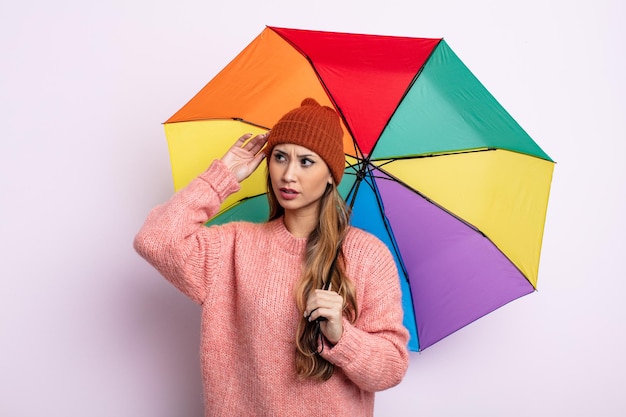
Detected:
left=134, top=160, right=409, bottom=417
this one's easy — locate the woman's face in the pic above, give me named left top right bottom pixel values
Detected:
left=268, top=143, right=333, bottom=216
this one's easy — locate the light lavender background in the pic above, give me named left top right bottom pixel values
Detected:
left=1, top=1, right=624, bottom=416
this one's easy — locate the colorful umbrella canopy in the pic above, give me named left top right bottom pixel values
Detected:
left=163, top=26, right=554, bottom=352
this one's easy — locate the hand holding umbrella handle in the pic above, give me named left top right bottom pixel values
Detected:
left=220, top=132, right=269, bottom=183
left=306, top=290, right=344, bottom=347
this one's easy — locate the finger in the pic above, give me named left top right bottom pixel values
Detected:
left=245, top=132, right=269, bottom=154
left=307, top=307, right=330, bottom=322
left=306, top=290, right=341, bottom=310
left=234, top=133, right=253, bottom=147
left=304, top=303, right=323, bottom=320
left=314, top=289, right=341, bottom=301
left=305, top=307, right=319, bottom=321
left=228, top=134, right=253, bottom=154
left=309, top=306, right=340, bottom=323
left=249, top=150, right=267, bottom=171
left=306, top=302, right=342, bottom=322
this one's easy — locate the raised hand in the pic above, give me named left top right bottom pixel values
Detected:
left=220, top=132, right=269, bottom=183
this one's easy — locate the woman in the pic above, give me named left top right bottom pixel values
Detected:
left=134, top=98, right=409, bottom=416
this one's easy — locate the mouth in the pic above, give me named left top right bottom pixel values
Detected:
left=278, top=187, right=299, bottom=200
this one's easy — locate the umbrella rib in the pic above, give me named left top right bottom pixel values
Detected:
left=163, top=117, right=272, bottom=130
left=374, top=147, right=554, bottom=164
left=367, top=39, right=442, bottom=158
left=212, top=193, right=268, bottom=217
left=372, top=164, right=486, bottom=236
left=346, top=163, right=411, bottom=280
left=232, top=118, right=271, bottom=130
left=343, top=158, right=368, bottom=207
left=374, top=147, right=497, bottom=164
left=373, top=164, right=538, bottom=290
left=366, top=169, right=410, bottom=279
left=269, top=27, right=365, bottom=159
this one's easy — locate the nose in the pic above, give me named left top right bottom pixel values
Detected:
left=282, top=160, right=297, bottom=182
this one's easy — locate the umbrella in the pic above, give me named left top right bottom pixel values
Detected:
left=163, top=26, right=554, bottom=352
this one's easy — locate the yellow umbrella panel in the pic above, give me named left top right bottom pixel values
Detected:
left=379, top=150, right=554, bottom=288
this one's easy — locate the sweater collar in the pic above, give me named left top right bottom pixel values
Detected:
left=269, top=217, right=308, bottom=255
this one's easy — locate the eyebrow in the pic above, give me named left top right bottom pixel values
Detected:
left=274, top=149, right=318, bottom=158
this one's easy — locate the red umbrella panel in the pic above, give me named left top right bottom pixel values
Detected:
left=163, top=26, right=554, bottom=352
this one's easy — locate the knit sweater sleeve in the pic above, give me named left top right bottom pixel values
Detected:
left=133, top=160, right=240, bottom=304
left=321, top=230, right=410, bottom=392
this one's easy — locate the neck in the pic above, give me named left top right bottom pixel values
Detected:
left=283, top=210, right=318, bottom=238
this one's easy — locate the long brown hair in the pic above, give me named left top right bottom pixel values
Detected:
left=266, top=171, right=358, bottom=381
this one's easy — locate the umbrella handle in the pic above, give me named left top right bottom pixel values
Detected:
left=312, top=242, right=342, bottom=354
left=322, top=242, right=342, bottom=291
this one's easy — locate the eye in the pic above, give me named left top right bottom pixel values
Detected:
left=300, top=158, right=314, bottom=167
left=273, top=152, right=286, bottom=162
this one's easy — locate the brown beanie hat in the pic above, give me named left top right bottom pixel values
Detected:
left=267, top=98, right=345, bottom=184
